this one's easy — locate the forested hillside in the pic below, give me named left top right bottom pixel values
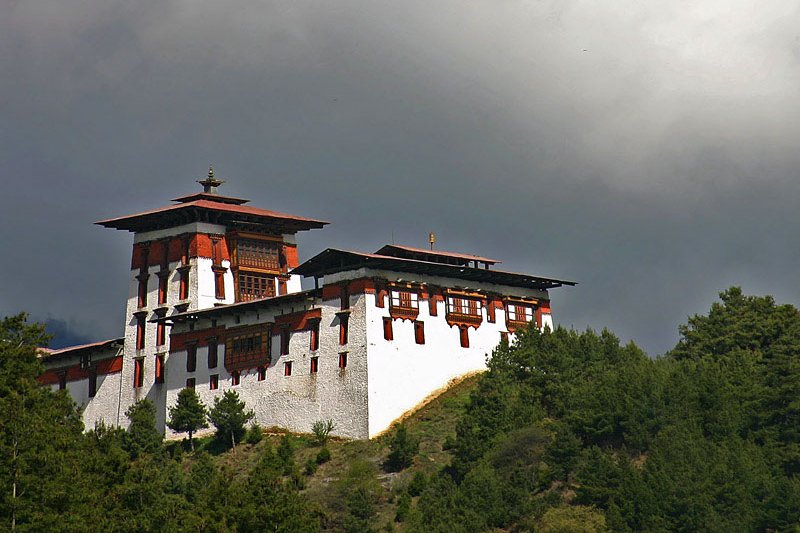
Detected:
left=2, top=287, right=800, bottom=531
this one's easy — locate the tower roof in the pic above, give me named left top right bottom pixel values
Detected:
left=96, top=168, right=329, bottom=233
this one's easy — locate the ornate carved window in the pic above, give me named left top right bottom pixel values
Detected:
left=389, top=290, right=419, bottom=320
left=445, top=295, right=483, bottom=327
left=237, top=271, right=275, bottom=302
left=225, top=325, right=271, bottom=372
left=235, top=238, right=280, bottom=271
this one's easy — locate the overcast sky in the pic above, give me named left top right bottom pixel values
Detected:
left=2, top=1, right=799, bottom=354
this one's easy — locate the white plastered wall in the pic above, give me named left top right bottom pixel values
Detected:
left=165, top=292, right=370, bottom=440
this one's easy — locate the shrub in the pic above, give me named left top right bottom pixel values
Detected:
left=395, top=493, right=411, bottom=522
left=245, top=424, right=263, bottom=445
left=316, top=446, right=332, bottom=464
left=385, top=424, right=418, bottom=472
left=312, top=419, right=336, bottom=445
left=407, top=471, right=427, bottom=497
left=304, top=459, right=318, bottom=476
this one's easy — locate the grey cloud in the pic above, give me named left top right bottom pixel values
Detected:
left=1, top=0, right=798, bottom=354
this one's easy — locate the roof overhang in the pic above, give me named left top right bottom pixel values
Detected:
left=293, top=249, right=576, bottom=291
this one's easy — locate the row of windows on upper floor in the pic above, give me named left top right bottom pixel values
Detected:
left=132, top=350, right=349, bottom=389
left=335, top=286, right=537, bottom=325
left=136, top=267, right=290, bottom=310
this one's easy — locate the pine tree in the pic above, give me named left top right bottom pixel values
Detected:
left=124, top=399, right=163, bottom=458
left=167, top=387, right=208, bottom=451
left=208, top=390, right=254, bottom=449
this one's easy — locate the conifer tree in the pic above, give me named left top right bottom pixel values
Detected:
left=208, top=390, right=254, bottom=449
left=124, top=399, right=163, bottom=457
left=167, top=387, right=208, bottom=451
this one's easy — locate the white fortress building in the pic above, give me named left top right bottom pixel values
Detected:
left=39, top=169, right=575, bottom=439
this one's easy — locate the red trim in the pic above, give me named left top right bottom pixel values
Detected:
left=274, top=308, right=322, bottom=332
left=38, top=356, right=123, bottom=385
left=170, top=326, right=227, bottom=352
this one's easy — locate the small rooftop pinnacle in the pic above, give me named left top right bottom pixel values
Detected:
left=197, top=165, right=224, bottom=193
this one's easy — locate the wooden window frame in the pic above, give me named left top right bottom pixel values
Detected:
left=88, top=370, right=97, bottom=397
left=133, top=358, right=144, bottom=388
left=231, top=370, right=240, bottom=386
left=178, top=266, right=190, bottom=300
left=135, top=314, right=146, bottom=351
left=459, top=326, right=470, bottom=348
left=209, top=374, right=219, bottom=390
left=339, top=314, right=349, bottom=346
left=383, top=317, right=394, bottom=341
left=284, top=361, right=292, bottom=376
left=157, top=271, right=168, bottom=305
left=137, top=275, right=148, bottom=309
left=186, top=377, right=196, bottom=389
left=338, top=352, right=348, bottom=369
left=207, top=341, right=218, bottom=369
left=310, top=356, right=319, bottom=374
left=186, top=344, right=197, bottom=373
left=280, top=326, right=290, bottom=356
left=154, top=354, right=165, bottom=384
left=309, top=320, right=320, bottom=351
left=257, top=366, right=266, bottom=381
left=414, top=321, right=425, bottom=345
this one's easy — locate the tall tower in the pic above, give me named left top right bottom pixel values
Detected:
left=96, top=168, right=327, bottom=429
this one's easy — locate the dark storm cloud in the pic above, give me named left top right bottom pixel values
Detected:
left=1, top=1, right=799, bottom=354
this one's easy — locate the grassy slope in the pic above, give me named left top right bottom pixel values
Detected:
left=183, top=373, right=480, bottom=530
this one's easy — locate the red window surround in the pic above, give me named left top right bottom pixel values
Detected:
left=186, top=377, right=196, bottom=389
left=257, top=366, right=266, bottom=381
left=154, top=354, right=165, bottom=384
left=280, top=327, right=290, bottom=356
left=459, top=326, right=470, bottom=348
left=231, top=371, right=240, bottom=386
left=310, top=356, right=319, bottom=374
left=339, top=314, right=349, bottom=346
left=157, top=272, right=168, bottom=304
left=135, top=314, right=146, bottom=351
left=414, top=321, right=425, bottom=345
left=383, top=317, right=393, bottom=341
left=186, top=344, right=197, bottom=372
left=310, top=321, right=320, bottom=351
left=284, top=361, right=292, bottom=376
left=133, top=358, right=144, bottom=388
left=209, top=375, right=219, bottom=390
left=338, top=352, right=348, bottom=369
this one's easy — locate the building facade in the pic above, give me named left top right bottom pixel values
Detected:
left=39, top=170, right=575, bottom=439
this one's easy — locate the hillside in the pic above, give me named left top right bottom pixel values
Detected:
left=4, top=287, right=800, bottom=531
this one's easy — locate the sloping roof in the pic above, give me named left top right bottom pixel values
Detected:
left=41, top=337, right=124, bottom=360
left=96, top=199, right=328, bottom=233
left=293, top=249, right=576, bottom=291
left=160, top=289, right=322, bottom=323
left=375, top=244, right=501, bottom=265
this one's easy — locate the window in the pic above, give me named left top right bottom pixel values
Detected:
left=487, top=300, right=496, bottom=323
left=208, top=341, right=218, bottom=369
left=179, top=267, right=189, bottom=300
left=339, top=315, right=349, bottom=346
left=414, top=321, right=425, bottom=345
left=209, top=374, right=219, bottom=389
left=155, top=354, right=165, bottom=384
left=231, top=371, right=240, bottom=386
left=500, top=331, right=509, bottom=344
left=383, top=317, right=394, bottom=341
left=158, top=272, right=168, bottom=304
left=135, top=315, right=146, bottom=351
left=280, top=327, right=290, bottom=355
left=88, top=371, right=97, bottom=397
left=213, top=267, right=226, bottom=299
left=133, top=358, right=144, bottom=388
left=390, top=290, right=419, bottom=311
left=186, top=377, right=196, bottom=389
left=278, top=278, right=287, bottom=296
left=459, top=326, right=470, bottom=348
left=257, top=366, right=266, bottom=381
left=225, top=326, right=270, bottom=372
left=510, top=305, right=532, bottom=323
left=237, top=271, right=275, bottom=302
left=341, top=286, right=350, bottom=310
left=186, top=345, right=197, bottom=372
left=236, top=238, right=280, bottom=270
left=310, top=356, right=319, bottom=374
left=429, top=295, right=438, bottom=316
left=137, top=276, right=148, bottom=308
left=284, top=361, right=292, bottom=376
left=57, top=371, right=67, bottom=391
left=338, top=352, right=348, bottom=369
left=156, top=321, right=166, bottom=347
left=310, top=321, right=320, bottom=351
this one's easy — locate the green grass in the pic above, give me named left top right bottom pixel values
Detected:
left=176, top=373, right=481, bottom=531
